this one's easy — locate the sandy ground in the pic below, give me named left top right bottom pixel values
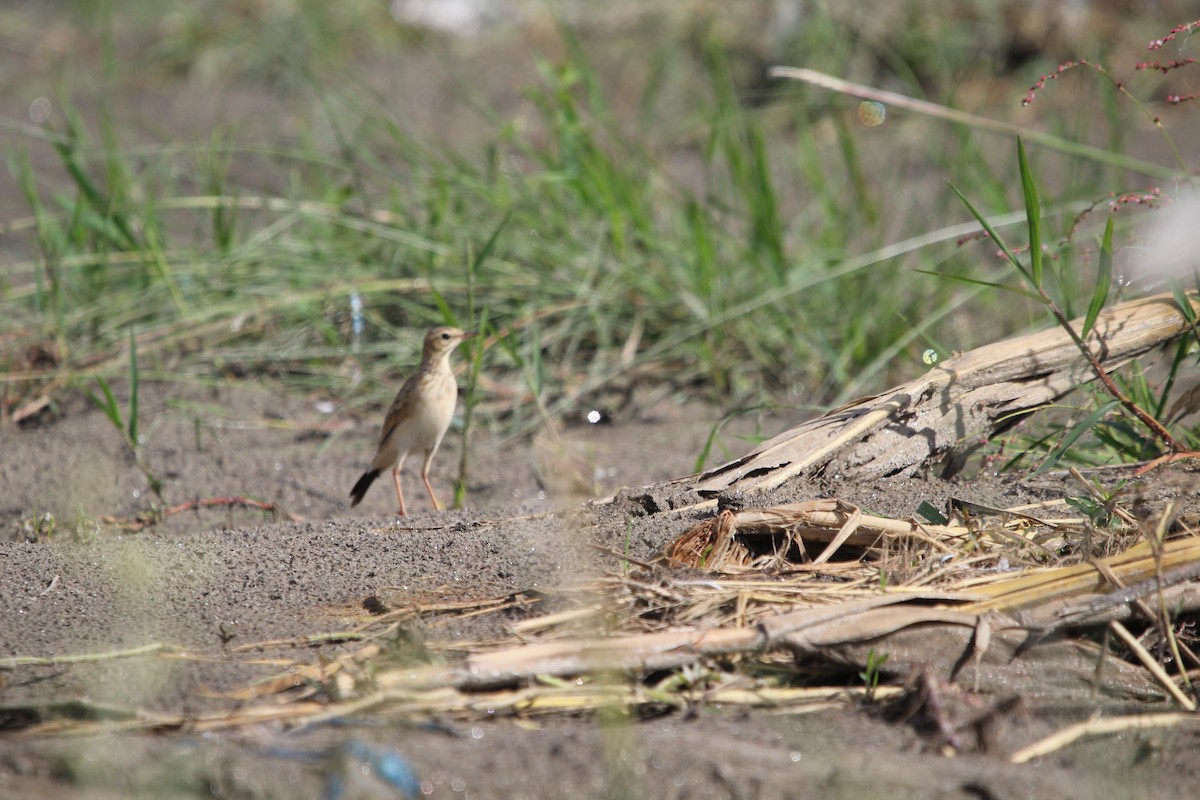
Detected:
left=4, top=5, right=1200, bottom=797
left=3, top=380, right=1199, bottom=799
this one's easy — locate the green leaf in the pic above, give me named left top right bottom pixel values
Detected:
left=947, top=181, right=1036, bottom=289
left=1082, top=217, right=1113, bottom=338
left=915, top=501, right=949, bottom=525
left=1030, top=399, right=1120, bottom=477
left=1017, top=138, right=1043, bottom=288
left=914, top=269, right=1045, bottom=303
left=1064, top=496, right=1110, bottom=527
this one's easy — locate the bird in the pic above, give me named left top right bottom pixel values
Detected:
left=349, top=326, right=476, bottom=516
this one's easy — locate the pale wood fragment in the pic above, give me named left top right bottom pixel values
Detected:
left=645, top=292, right=1198, bottom=501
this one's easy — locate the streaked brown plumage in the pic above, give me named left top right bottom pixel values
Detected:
left=349, top=326, right=475, bottom=516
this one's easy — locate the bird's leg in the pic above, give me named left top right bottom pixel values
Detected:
left=422, top=470, right=442, bottom=511
left=421, top=456, right=442, bottom=511
left=392, top=466, right=408, bottom=517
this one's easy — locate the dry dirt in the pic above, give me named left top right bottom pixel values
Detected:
left=2, top=380, right=1199, bottom=799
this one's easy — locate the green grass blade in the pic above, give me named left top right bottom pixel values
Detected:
left=1171, top=277, right=1200, bottom=349
left=692, top=406, right=769, bottom=473
left=834, top=111, right=877, bottom=226
left=87, top=375, right=123, bottom=432
left=1155, top=337, right=1190, bottom=420
left=455, top=311, right=491, bottom=509
left=429, top=285, right=455, bottom=326
left=529, top=324, right=544, bottom=396
left=127, top=329, right=139, bottom=446
left=1000, top=425, right=1057, bottom=473
left=51, top=139, right=104, bottom=215
left=1171, top=280, right=1196, bottom=324
left=1017, top=138, right=1043, bottom=288
left=1030, top=399, right=1120, bottom=477
left=747, top=123, right=785, bottom=278
left=947, top=181, right=1038, bottom=292
left=1082, top=217, right=1113, bottom=338
left=470, top=210, right=512, bottom=275
left=142, top=220, right=189, bottom=318
left=914, top=269, right=1045, bottom=302
left=693, top=419, right=724, bottom=474
left=52, top=113, right=138, bottom=251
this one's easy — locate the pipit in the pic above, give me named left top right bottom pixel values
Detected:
left=349, top=326, right=476, bottom=516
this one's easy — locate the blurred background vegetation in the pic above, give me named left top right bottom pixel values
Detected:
left=3, top=0, right=1198, bottom=469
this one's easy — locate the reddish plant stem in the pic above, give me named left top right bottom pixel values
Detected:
left=160, top=496, right=296, bottom=518
left=1044, top=300, right=1182, bottom=453
left=106, top=496, right=303, bottom=531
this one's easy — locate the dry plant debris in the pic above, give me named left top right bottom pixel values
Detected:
left=5, top=495, right=1198, bottom=764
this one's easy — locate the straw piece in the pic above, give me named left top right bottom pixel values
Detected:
left=1108, top=621, right=1195, bottom=710
left=963, top=537, right=1200, bottom=613
left=510, top=605, right=604, bottom=635
left=0, top=643, right=176, bottom=670
left=812, top=506, right=864, bottom=565
left=1009, top=713, right=1200, bottom=763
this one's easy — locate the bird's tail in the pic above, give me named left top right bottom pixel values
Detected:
left=349, top=469, right=380, bottom=507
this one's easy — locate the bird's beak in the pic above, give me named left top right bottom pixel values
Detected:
left=461, top=331, right=479, bottom=340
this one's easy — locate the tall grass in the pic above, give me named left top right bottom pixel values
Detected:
left=2, top=2, right=1196, bottom=472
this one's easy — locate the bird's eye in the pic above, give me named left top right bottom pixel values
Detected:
left=441, top=332, right=451, bottom=340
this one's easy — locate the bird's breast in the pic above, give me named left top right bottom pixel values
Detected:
left=393, top=370, right=457, bottom=450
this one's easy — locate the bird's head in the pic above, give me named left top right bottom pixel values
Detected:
left=423, top=326, right=476, bottom=360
